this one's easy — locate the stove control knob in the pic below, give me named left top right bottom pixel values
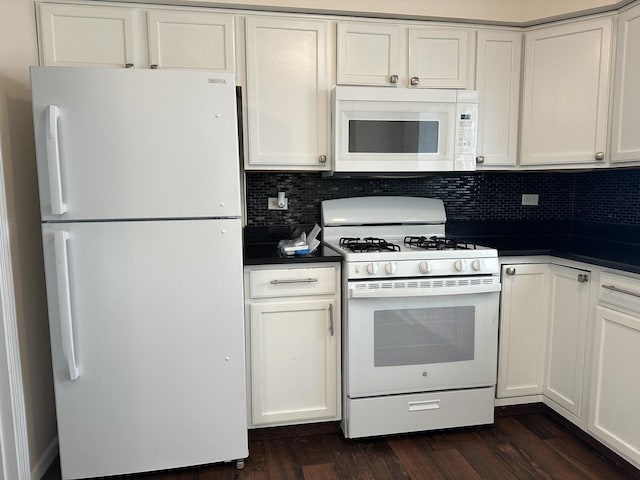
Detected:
left=454, top=260, right=464, bottom=272
left=367, top=263, right=379, bottom=275
left=419, top=261, right=432, bottom=274
left=471, top=259, right=482, bottom=271
left=385, top=262, right=397, bottom=274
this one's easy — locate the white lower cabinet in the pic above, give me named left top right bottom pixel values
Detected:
left=497, top=263, right=549, bottom=398
left=589, top=273, right=640, bottom=469
left=543, top=265, right=590, bottom=420
left=244, top=264, right=341, bottom=427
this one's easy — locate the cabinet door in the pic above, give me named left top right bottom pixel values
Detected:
left=589, top=306, right=640, bottom=468
left=544, top=266, right=590, bottom=418
left=408, top=28, right=471, bottom=88
left=610, top=3, right=640, bottom=165
left=39, top=3, right=137, bottom=68
left=147, top=10, right=235, bottom=72
left=250, top=299, right=339, bottom=426
left=245, top=16, right=331, bottom=170
left=475, top=30, right=522, bottom=168
left=497, top=264, right=549, bottom=398
left=520, top=17, right=612, bottom=166
left=336, top=22, right=401, bottom=86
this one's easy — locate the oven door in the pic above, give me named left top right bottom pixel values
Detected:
left=345, top=277, right=500, bottom=398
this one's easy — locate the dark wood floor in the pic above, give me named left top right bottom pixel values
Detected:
left=44, top=409, right=640, bottom=480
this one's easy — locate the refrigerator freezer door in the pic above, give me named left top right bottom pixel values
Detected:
left=42, top=219, right=247, bottom=479
left=31, top=67, right=241, bottom=221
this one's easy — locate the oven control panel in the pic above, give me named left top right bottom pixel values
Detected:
left=347, top=257, right=500, bottom=280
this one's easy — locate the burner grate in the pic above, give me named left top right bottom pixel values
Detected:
left=404, top=235, right=477, bottom=251
left=339, top=237, right=401, bottom=253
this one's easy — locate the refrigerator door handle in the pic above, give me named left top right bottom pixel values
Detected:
left=54, top=230, right=79, bottom=380
left=46, top=105, right=68, bottom=215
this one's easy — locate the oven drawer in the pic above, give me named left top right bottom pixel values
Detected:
left=248, top=266, right=337, bottom=299
left=344, top=387, right=494, bottom=438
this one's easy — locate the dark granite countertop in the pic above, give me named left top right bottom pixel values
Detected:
left=245, top=221, right=640, bottom=274
left=244, top=224, right=341, bottom=265
left=447, top=221, right=640, bottom=275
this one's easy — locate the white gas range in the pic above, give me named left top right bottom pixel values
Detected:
left=321, top=196, right=501, bottom=439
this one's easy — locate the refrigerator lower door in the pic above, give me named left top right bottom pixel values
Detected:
left=42, top=219, right=247, bottom=480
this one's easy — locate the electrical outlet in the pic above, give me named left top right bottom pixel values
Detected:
left=521, top=194, right=539, bottom=206
left=268, top=197, right=288, bottom=210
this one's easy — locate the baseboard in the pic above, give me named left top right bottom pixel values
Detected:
left=31, top=436, right=58, bottom=480
left=495, top=402, right=545, bottom=417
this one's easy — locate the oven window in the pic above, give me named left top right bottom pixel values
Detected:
left=373, top=306, right=475, bottom=367
left=348, top=120, right=439, bottom=154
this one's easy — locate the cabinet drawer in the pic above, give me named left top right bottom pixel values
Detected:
left=599, top=272, right=640, bottom=314
left=249, top=267, right=337, bottom=298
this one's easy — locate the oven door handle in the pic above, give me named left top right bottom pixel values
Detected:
left=348, top=282, right=501, bottom=299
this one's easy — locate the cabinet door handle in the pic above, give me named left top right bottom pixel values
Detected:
left=595, top=152, right=605, bottom=161
left=125, top=63, right=134, bottom=68
left=319, top=154, right=327, bottom=164
left=45, top=105, right=67, bottom=215
left=150, top=64, right=159, bottom=70
left=329, top=303, right=334, bottom=336
left=476, top=155, right=485, bottom=164
left=410, top=76, right=420, bottom=86
left=577, top=274, right=589, bottom=283
left=389, top=75, right=399, bottom=84
left=505, top=267, right=516, bottom=275
left=270, top=278, right=318, bottom=285
left=602, top=284, right=640, bottom=298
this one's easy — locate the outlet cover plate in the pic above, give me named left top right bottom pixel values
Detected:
left=268, top=197, right=288, bottom=210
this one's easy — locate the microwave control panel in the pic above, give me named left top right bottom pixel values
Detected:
left=455, top=103, right=478, bottom=156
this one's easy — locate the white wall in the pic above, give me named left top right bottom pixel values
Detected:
left=0, top=0, right=58, bottom=476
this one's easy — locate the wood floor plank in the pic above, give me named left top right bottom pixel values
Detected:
left=387, top=436, right=445, bottom=479
left=356, top=437, right=409, bottom=479
left=492, top=416, right=591, bottom=480
left=302, top=463, right=340, bottom=480
left=431, top=448, right=482, bottom=480
left=544, top=437, right=638, bottom=480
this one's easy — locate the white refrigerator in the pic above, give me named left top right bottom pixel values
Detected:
left=30, top=66, right=248, bottom=479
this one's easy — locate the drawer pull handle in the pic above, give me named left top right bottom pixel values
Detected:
left=602, top=284, right=640, bottom=298
left=408, top=400, right=440, bottom=412
left=270, top=278, right=319, bottom=285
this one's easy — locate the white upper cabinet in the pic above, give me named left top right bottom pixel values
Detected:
left=520, top=17, right=613, bottom=167
left=39, top=3, right=138, bottom=68
left=475, top=30, right=522, bottom=168
left=337, top=21, right=472, bottom=88
left=408, top=28, right=471, bottom=88
left=610, top=3, right=640, bottom=165
left=244, top=16, right=331, bottom=170
left=38, top=3, right=236, bottom=72
left=336, top=22, right=401, bottom=86
left=147, top=11, right=235, bottom=72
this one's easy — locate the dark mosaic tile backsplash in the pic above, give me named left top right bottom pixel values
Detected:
left=245, top=168, right=640, bottom=227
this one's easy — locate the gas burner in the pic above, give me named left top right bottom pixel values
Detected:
left=340, top=237, right=401, bottom=253
left=404, top=235, right=477, bottom=251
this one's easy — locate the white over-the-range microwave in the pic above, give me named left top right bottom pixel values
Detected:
left=332, top=86, right=479, bottom=173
